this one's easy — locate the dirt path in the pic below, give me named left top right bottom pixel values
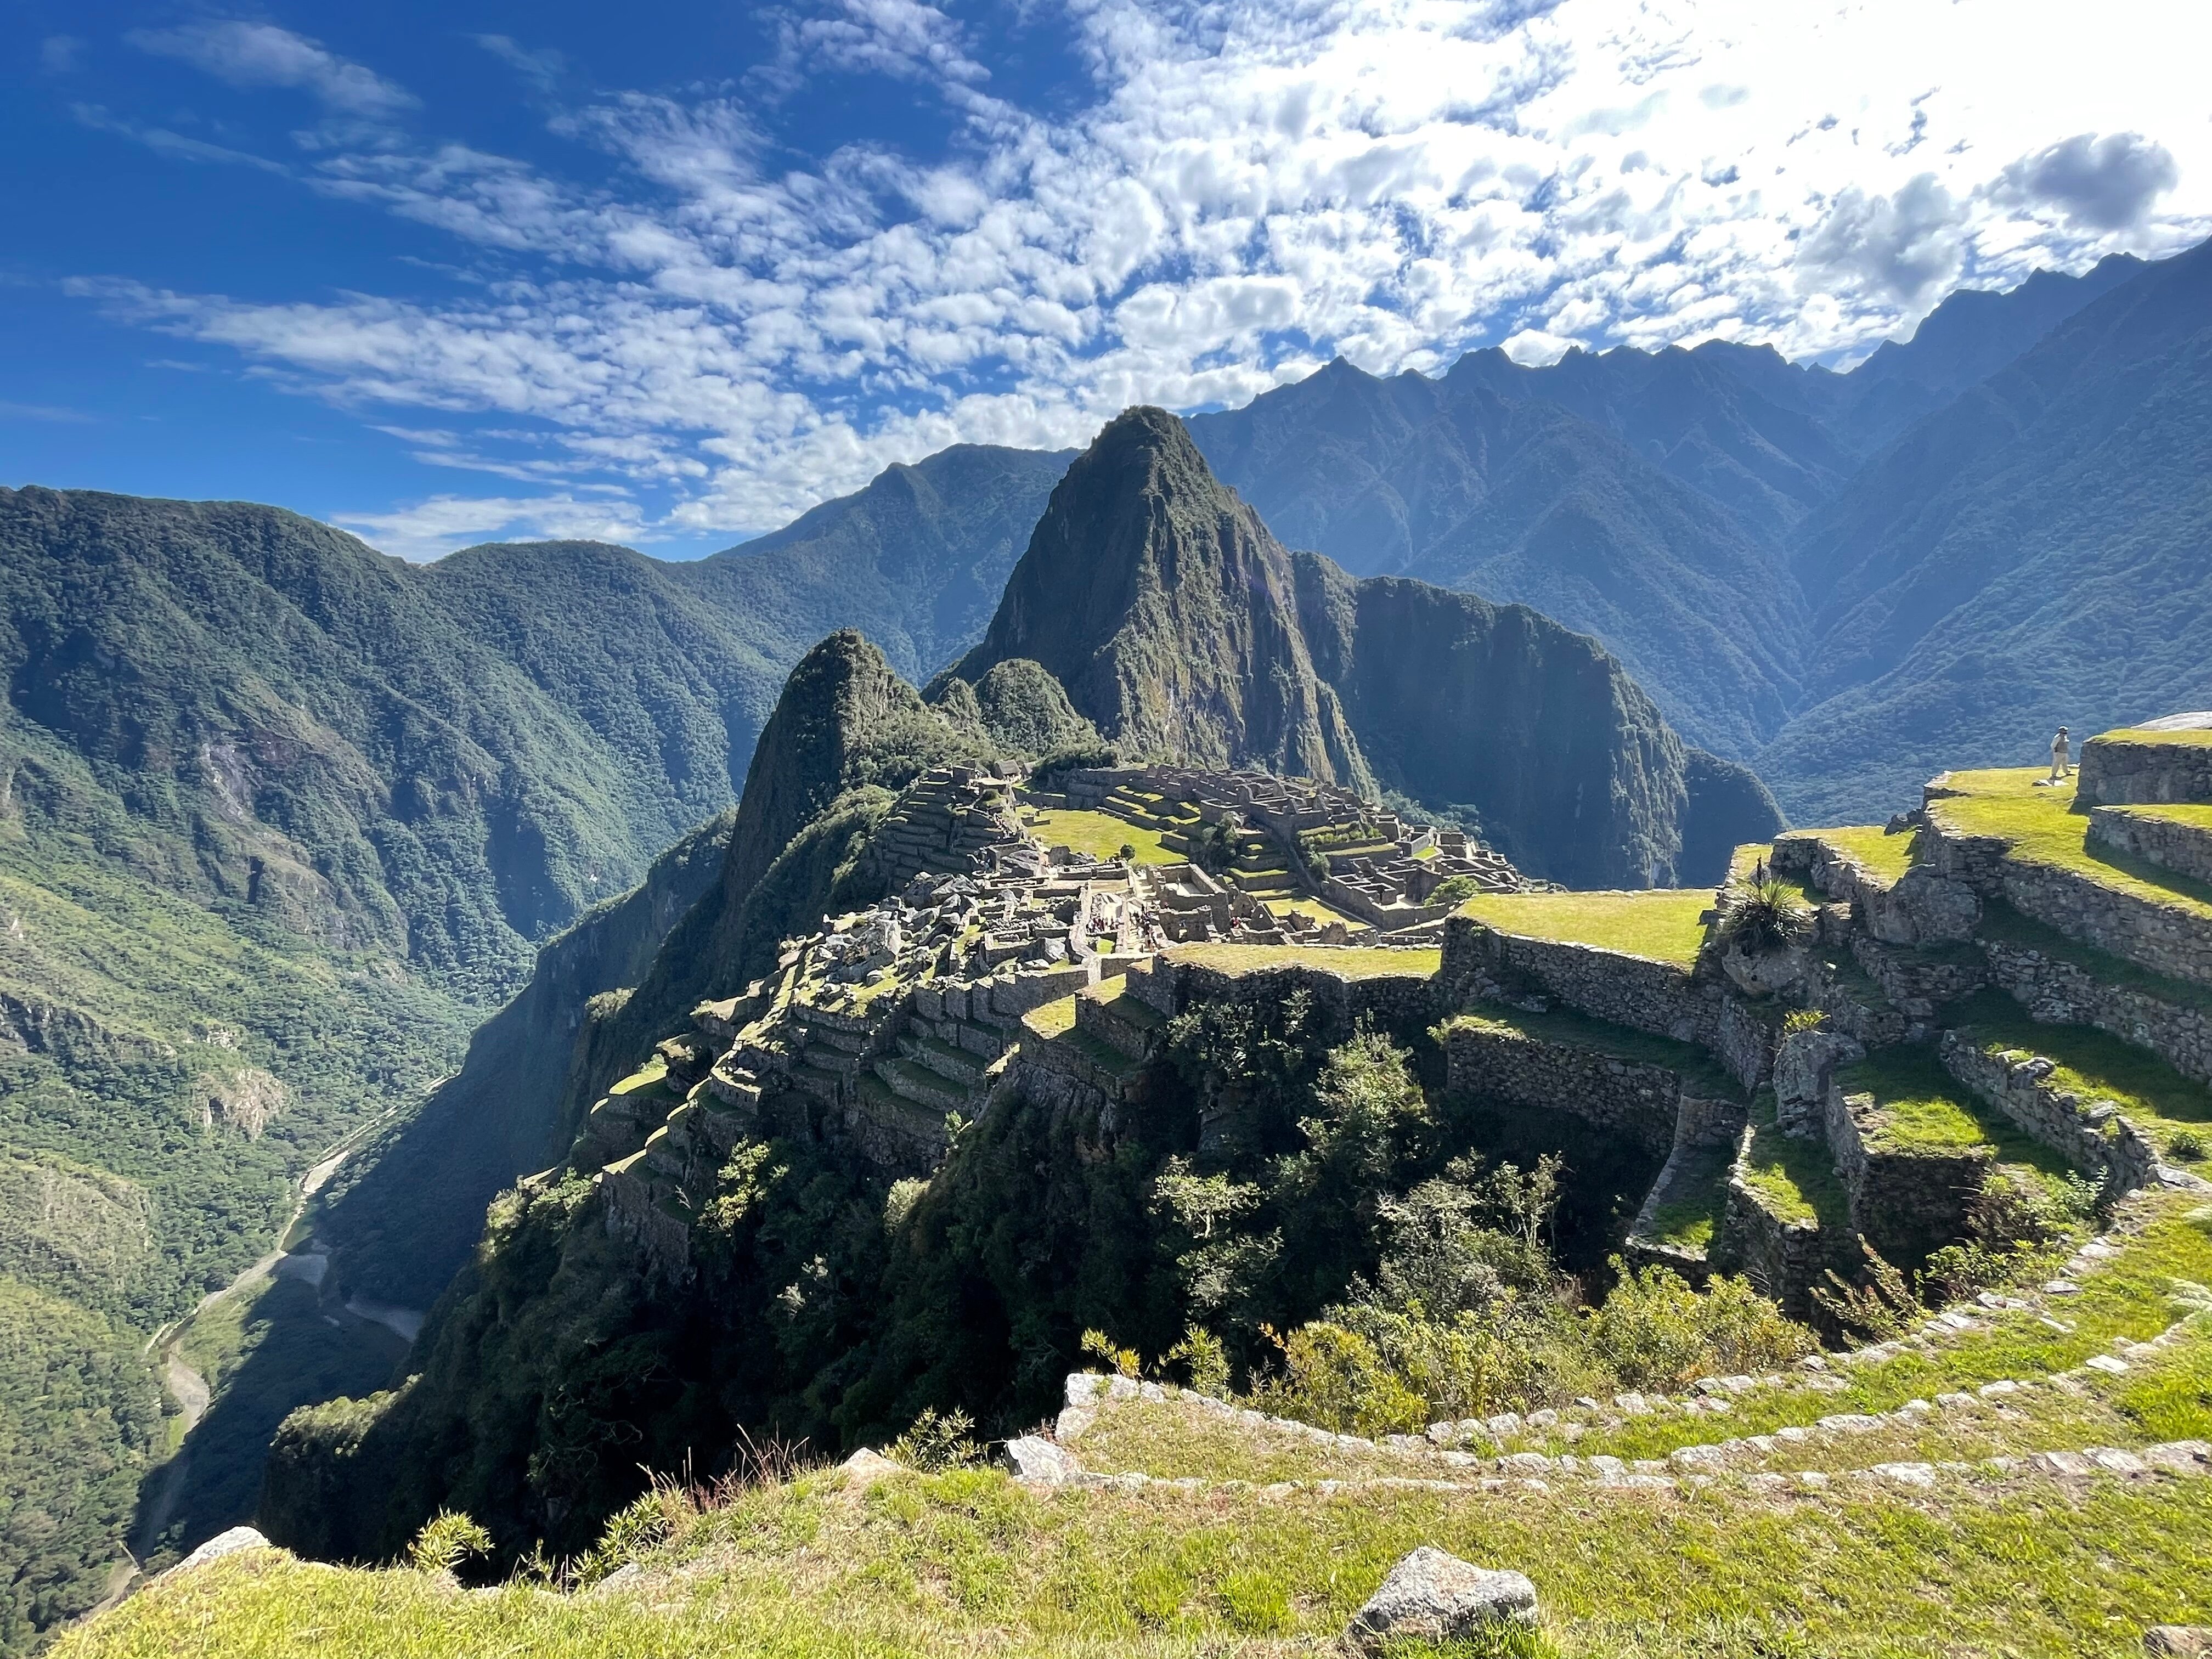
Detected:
left=101, top=1119, right=389, bottom=1609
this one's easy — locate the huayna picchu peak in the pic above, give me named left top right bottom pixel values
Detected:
left=949, top=406, right=1780, bottom=890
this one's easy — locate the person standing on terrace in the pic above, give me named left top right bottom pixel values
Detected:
left=2050, top=726, right=2072, bottom=781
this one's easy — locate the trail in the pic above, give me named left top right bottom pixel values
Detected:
left=97, top=1113, right=396, bottom=1613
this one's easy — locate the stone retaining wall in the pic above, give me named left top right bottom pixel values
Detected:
left=1980, top=935, right=2212, bottom=1087
left=1709, top=1166, right=1827, bottom=1323
left=1938, top=1031, right=2162, bottom=1197
left=1166, top=960, right=1445, bottom=1035
left=1440, top=917, right=1721, bottom=1045
left=1823, top=1086, right=1992, bottom=1266
left=1849, top=936, right=1988, bottom=1017
left=2078, top=736, right=2212, bottom=806
left=1440, top=1019, right=1680, bottom=1155
left=2089, top=807, right=2212, bottom=886
left=1923, top=819, right=2212, bottom=990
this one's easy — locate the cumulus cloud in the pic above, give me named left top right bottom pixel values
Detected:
left=1993, top=132, right=2178, bottom=232
left=1797, top=175, right=1966, bottom=311
left=127, top=21, right=415, bottom=117
left=331, top=494, right=650, bottom=562
left=75, top=0, right=2212, bottom=538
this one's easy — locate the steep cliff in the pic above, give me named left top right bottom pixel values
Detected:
left=947, top=408, right=1371, bottom=789
left=960, top=409, right=1776, bottom=887
left=317, top=811, right=736, bottom=1308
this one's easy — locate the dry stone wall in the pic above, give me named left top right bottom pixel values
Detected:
left=1822, top=1086, right=1992, bottom=1266
left=1440, top=1019, right=1681, bottom=1155
left=2089, top=808, right=2212, bottom=886
left=1938, top=1031, right=2161, bottom=1197
left=1923, top=818, right=2212, bottom=990
left=1980, top=934, right=2212, bottom=1088
left=1441, top=917, right=1721, bottom=1046
left=2078, top=736, right=2212, bottom=806
left=1709, top=1171, right=1829, bottom=1322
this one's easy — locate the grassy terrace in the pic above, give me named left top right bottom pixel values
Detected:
left=1443, top=1003, right=1742, bottom=1101
left=1834, top=1046, right=2072, bottom=1184
left=1164, top=943, right=1441, bottom=980
left=1928, top=768, right=2212, bottom=917
left=1735, top=1092, right=1849, bottom=1229
left=1025, top=808, right=1182, bottom=865
left=1949, top=988, right=2212, bottom=1163
left=1454, top=888, right=1714, bottom=968
left=1978, top=898, right=2212, bottom=1014
left=69, top=1198, right=2212, bottom=1659
left=2103, top=802, right=2212, bottom=832
left=1803, top=823, right=1917, bottom=883
left=2096, top=727, right=2212, bottom=747
left=1642, top=1144, right=1733, bottom=1249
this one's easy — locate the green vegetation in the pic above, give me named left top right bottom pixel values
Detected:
left=1834, top=1047, right=2002, bottom=1155
left=1735, top=1094, right=1848, bottom=1229
left=1948, top=989, right=2212, bottom=1158
left=1643, top=1149, right=1731, bottom=1250
left=2096, top=727, right=2212, bottom=748
left=1805, top=823, right=1917, bottom=882
left=0, top=1279, right=159, bottom=1651
left=1929, top=769, right=2212, bottom=916
left=1455, top=890, right=1713, bottom=968
left=1440, top=1006, right=1742, bottom=1103
left=1027, top=809, right=1180, bottom=865
left=1977, top=898, right=2212, bottom=1014
left=1165, top=944, right=1441, bottom=979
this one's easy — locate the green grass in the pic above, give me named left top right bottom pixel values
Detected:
left=1833, top=1047, right=2002, bottom=1156
left=1735, top=1094, right=1849, bottom=1230
left=1805, top=825, right=1917, bottom=884
left=1443, top=1005, right=1743, bottom=1102
left=1165, top=944, right=1442, bottom=980
left=1928, top=769, right=2212, bottom=917
left=1643, top=1147, right=1730, bottom=1250
left=2102, top=803, right=2212, bottom=832
left=1021, top=996, right=1080, bottom=1039
left=63, top=1432, right=2212, bottom=1658
left=2095, top=727, right=2212, bottom=748
left=1977, top=899, right=2212, bottom=1015
left=1455, top=890, right=1714, bottom=968
left=1027, top=809, right=1181, bottom=865
left=1948, top=989, right=2212, bottom=1160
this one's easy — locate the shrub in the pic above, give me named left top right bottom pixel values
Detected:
left=2169, top=1129, right=2207, bottom=1163
left=885, top=1407, right=984, bottom=1472
left=1781, top=1008, right=1829, bottom=1036
left=1585, top=1262, right=1815, bottom=1389
left=408, top=1510, right=494, bottom=1578
left=1250, top=1321, right=1428, bottom=1436
left=1813, top=1243, right=1917, bottom=1341
left=1163, top=1325, right=1232, bottom=1397
left=1429, top=874, right=1481, bottom=907
left=1719, top=874, right=1814, bottom=955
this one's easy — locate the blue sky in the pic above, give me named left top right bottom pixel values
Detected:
left=4, top=1, right=2206, bottom=560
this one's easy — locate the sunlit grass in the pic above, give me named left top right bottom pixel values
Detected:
left=1025, top=809, right=1181, bottom=865
left=1454, top=890, right=1714, bottom=968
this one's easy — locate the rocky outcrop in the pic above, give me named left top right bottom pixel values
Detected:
left=948, top=407, right=1370, bottom=789
left=953, top=408, right=1781, bottom=889
left=1346, top=1547, right=1538, bottom=1651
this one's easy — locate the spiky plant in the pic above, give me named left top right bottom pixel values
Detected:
left=1719, top=874, right=1815, bottom=955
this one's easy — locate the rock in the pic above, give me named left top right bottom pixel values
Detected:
left=590, top=1561, right=645, bottom=1595
left=1002, top=1435, right=1080, bottom=1485
left=2144, top=1628, right=2212, bottom=1656
left=1865, top=867, right=1981, bottom=945
left=838, top=1448, right=905, bottom=1487
left=1346, top=1546, right=1538, bottom=1651
left=1064, top=1372, right=1106, bottom=1407
left=1772, top=1028, right=1864, bottom=1139
left=163, top=1526, right=273, bottom=1577
left=1055, top=1405, right=1097, bottom=1441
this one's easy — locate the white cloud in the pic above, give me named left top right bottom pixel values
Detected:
left=1993, top=132, right=2179, bottom=233
left=78, top=0, right=2212, bottom=541
left=331, top=494, right=651, bottom=562
left=127, top=21, right=415, bottom=117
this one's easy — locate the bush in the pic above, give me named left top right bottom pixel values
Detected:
left=1250, top=1322, right=1428, bottom=1436
left=1781, top=1008, right=1828, bottom=1036
left=408, top=1510, right=494, bottom=1578
left=885, top=1407, right=984, bottom=1472
left=1585, top=1262, right=1816, bottom=1389
left=2169, top=1129, right=2207, bottom=1163
left=1429, top=874, right=1481, bottom=907
left=1719, top=874, right=1814, bottom=955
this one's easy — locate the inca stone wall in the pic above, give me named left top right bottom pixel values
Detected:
left=1938, top=1031, right=2161, bottom=1197
left=1708, top=1171, right=1830, bottom=1323
left=1440, top=1019, right=1682, bottom=1156
left=2078, top=736, right=2212, bottom=806
left=1923, top=818, right=2212, bottom=990
left=1822, top=1086, right=1992, bottom=1266
left=1441, top=917, right=1721, bottom=1046
left=2088, top=808, right=2212, bottom=886
left=1980, top=935, right=2212, bottom=1088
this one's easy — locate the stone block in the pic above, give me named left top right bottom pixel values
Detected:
left=1345, top=1547, right=1538, bottom=1652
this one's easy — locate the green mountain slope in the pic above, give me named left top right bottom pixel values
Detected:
left=956, top=408, right=1778, bottom=888
left=0, top=443, right=1066, bottom=1645
left=1762, top=240, right=2212, bottom=821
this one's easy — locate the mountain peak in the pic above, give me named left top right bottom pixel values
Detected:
left=950, top=405, right=1371, bottom=788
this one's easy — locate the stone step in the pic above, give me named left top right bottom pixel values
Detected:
left=899, top=1029, right=986, bottom=1087
left=873, top=1057, right=970, bottom=1113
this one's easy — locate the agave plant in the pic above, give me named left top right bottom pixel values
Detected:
left=1719, top=873, right=1815, bottom=955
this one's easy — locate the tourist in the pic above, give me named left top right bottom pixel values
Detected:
left=2050, top=726, right=2071, bottom=781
